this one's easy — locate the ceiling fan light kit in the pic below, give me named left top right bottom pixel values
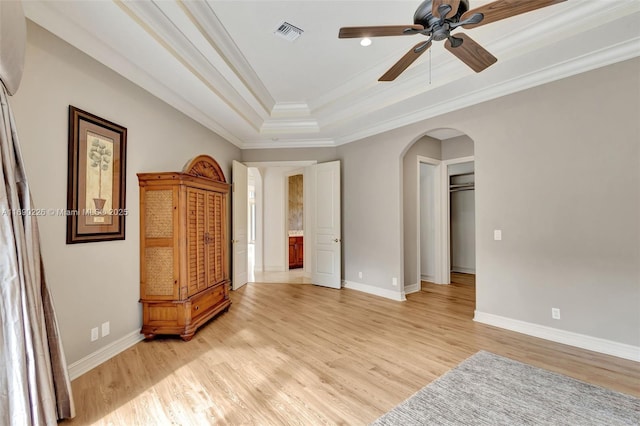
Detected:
left=338, top=0, right=567, bottom=81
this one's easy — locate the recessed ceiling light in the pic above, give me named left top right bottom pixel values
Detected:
left=360, top=38, right=372, bottom=47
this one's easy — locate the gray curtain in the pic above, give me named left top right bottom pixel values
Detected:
left=1, top=1, right=75, bottom=424
left=0, top=82, right=75, bottom=425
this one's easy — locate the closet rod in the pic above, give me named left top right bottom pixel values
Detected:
left=449, top=171, right=475, bottom=177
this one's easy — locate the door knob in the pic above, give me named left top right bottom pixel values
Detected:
left=334, top=238, right=341, bottom=243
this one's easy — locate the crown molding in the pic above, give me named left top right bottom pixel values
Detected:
left=116, top=0, right=266, bottom=130
left=178, top=0, right=275, bottom=113
left=23, top=0, right=248, bottom=147
left=261, top=118, right=320, bottom=134
left=241, top=138, right=336, bottom=150
left=271, top=102, right=312, bottom=118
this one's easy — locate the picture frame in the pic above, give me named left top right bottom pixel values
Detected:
left=67, top=106, right=127, bottom=243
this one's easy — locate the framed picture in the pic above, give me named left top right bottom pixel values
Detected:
left=67, top=106, right=127, bottom=243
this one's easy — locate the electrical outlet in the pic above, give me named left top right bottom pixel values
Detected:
left=91, top=327, right=99, bottom=342
left=392, top=277, right=398, bottom=287
left=101, top=321, right=110, bottom=337
left=494, top=230, right=502, bottom=241
left=358, top=271, right=363, bottom=279
left=552, top=308, right=561, bottom=320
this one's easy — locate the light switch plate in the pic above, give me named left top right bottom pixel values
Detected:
left=494, top=230, right=502, bottom=241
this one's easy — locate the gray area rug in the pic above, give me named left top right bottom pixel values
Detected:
left=372, top=351, right=640, bottom=425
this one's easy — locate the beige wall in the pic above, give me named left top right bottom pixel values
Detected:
left=338, top=57, right=640, bottom=347
left=10, top=22, right=241, bottom=365
left=337, top=132, right=405, bottom=290
left=442, top=135, right=474, bottom=160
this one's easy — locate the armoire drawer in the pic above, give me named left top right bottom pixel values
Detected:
left=191, top=284, right=226, bottom=321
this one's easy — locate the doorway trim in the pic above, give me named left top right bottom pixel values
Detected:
left=440, top=156, right=474, bottom=284
left=414, top=155, right=475, bottom=288
left=416, top=156, right=443, bottom=287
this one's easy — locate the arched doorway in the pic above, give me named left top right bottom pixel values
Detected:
left=401, top=128, right=476, bottom=295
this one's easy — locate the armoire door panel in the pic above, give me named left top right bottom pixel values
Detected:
left=187, top=188, right=207, bottom=297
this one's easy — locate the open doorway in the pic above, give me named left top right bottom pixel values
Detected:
left=244, top=161, right=314, bottom=284
left=247, top=167, right=262, bottom=282
left=287, top=173, right=304, bottom=270
left=402, top=130, right=476, bottom=298
left=239, top=161, right=341, bottom=287
left=447, top=161, right=475, bottom=285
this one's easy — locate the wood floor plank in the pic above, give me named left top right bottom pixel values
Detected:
left=61, top=282, right=640, bottom=425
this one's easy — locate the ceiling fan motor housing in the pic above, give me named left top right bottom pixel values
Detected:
left=414, top=0, right=470, bottom=35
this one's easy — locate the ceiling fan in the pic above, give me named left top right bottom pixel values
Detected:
left=338, top=0, right=566, bottom=81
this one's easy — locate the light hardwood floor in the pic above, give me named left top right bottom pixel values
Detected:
left=62, top=282, right=640, bottom=425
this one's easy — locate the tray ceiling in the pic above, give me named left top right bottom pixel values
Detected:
left=24, top=0, right=640, bottom=148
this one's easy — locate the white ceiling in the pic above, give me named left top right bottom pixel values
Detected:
left=23, top=1, right=640, bottom=149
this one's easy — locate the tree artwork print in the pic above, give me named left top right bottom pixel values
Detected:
left=85, top=132, right=114, bottom=222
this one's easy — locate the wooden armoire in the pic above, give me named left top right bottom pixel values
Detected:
left=138, top=155, right=231, bottom=341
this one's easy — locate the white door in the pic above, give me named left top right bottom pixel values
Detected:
left=232, top=160, right=248, bottom=290
left=308, top=161, right=341, bottom=289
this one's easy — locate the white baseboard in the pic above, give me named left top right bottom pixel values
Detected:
left=421, top=276, right=451, bottom=285
left=405, top=283, right=421, bottom=294
left=68, top=329, right=144, bottom=380
left=343, top=280, right=405, bottom=301
left=474, top=311, right=640, bottom=362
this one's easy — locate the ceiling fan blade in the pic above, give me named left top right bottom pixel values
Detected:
left=461, top=0, right=566, bottom=29
left=445, top=33, right=497, bottom=73
left=339, top=25, right=424, bottom=38
left=379, top=40, right=432, bottom=82
left=432, top=0, right=460, bottom=20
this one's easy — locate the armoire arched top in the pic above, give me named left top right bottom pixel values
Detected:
left=182, top=154, right=226, bottom=183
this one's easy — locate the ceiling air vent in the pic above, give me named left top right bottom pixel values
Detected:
left=274, top=21, right=304, bottom=42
